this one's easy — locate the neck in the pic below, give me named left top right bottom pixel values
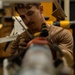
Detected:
left=29, top=28, right=41, bottom=34
left=29, top=23, right=50, bottom=35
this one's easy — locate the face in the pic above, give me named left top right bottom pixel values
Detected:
left=17, top=4, right=44, bottom=32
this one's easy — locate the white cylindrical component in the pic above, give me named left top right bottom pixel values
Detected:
left=3, top=59, right=9, bottom=75
left=64, top=0, right=70, bottom=20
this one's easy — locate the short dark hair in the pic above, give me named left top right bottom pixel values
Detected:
left=14, top=3, right=41, bottom=12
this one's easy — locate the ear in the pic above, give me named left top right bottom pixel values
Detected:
left=39, top=5, right=43, bottom=14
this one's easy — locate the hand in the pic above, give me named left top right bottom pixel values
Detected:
left=19, top=38, right=30, bottom=52
left=11, top=35, right=21, bottom=55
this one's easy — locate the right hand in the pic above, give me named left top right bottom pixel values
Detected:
left=18, top=38, right=30, bottom=52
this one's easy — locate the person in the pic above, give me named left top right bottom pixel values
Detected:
left=10, top=2, right=73, bottom=66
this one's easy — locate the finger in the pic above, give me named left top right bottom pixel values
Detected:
left=19, top=39, right=27, bottom=45
left=20, top=39, right=26, bottom=43
left=19, top=38, right=29, bottom=44
left=19, top=46, right=27, bottom=50
left=20, top=38, right=30, bottom=42
left=19, top=42, right=27, bottom=46
left=11, top=49, right=16, bottom=55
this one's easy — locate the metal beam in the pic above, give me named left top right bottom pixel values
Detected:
left=64, top=0, right=70, bottom=20
left=1, top=0, right=53, bottom=3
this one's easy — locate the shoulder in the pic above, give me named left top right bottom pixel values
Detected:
left=49, top=25, right=72, bottom=36
left=48, top=25, right=73, bottom=50
left=48, top=25, right=73, bottom=45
